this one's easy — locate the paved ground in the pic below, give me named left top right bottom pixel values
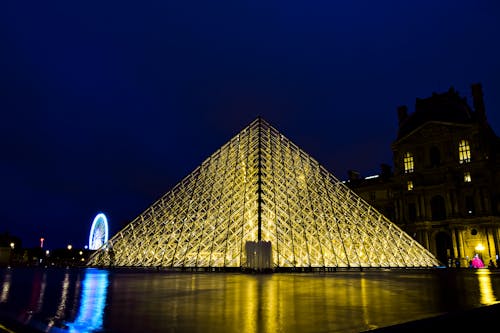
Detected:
left=363, top=303, right=500, bottom=332
left=2, top=303, right=500, bottom=332
left=0, top=317, right=41, bottom=333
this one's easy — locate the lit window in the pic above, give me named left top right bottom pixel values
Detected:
left=407, top=180, right=414, bottom=191
left=403, top=152, right=414, bottom=173
left=464, top=172, right=471, bottom=183
left=459, top=140, right=471, bottom=164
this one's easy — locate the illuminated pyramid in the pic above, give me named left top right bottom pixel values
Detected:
left=88, top=118, right=439, bottom=269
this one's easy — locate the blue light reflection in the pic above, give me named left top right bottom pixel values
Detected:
left=66, top=269, right=108, bottom=333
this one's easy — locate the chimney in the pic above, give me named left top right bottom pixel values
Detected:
left=347, top=170, right=360, bottom=182
left=397, top=105, right=408, bottom=125
left=380, top=163, right=392, bottom=179
left=471, top=83, right=486, bottom=121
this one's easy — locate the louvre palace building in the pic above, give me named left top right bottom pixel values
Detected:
left=347, top=83, right=500, bottom=268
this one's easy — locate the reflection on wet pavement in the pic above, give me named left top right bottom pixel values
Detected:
left=1, top=268, right=499, bottom=333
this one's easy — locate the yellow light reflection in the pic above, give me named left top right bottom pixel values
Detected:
left=360, top=274, right=372, bottom=328
left=264, top=276, right=277, bottom=333
left=56, top=273, right=70, bottom=317
left=242, top=277, right=258, bottom=333
left=35, top=272, right=47, bottom=313
left=0, top=271, right=11, bottom=303
left=476, top=270, right=497, bottom=305
left=238, top=275, right=279, bottom=333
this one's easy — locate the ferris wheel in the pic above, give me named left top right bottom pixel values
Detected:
left=89, top=213, right=109, bottom=250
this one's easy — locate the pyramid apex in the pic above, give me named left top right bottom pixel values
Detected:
left=249, top=116, right=271, bottom=128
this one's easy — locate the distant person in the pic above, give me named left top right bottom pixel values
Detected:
left=454, top=258, right=460, bottom=268
left=488, top=259, right=496, bottom=269
left=471, top=254, right=484, bottom=268
left=496, top=256, right=500, bottom=269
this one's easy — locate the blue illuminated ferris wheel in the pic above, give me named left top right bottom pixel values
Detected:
left=89, top=213, right=109, bottom=250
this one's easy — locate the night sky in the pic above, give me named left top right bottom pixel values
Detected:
left=2, top=1, right=500, bottom=250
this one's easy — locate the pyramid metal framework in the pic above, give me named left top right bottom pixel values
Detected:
left=88, top=118, right=440, bottom=269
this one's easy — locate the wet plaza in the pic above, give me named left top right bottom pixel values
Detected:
left=1, top=267, right=500, bottom=332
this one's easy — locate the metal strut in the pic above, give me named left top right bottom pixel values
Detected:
left=257, top=116, right=262, bottom=241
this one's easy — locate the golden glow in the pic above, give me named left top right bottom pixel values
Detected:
left=360, top=275, right=373, bottom=329
left=88, top=118, right=439, bottom=268
left=475, top=244, right=485, bottom=252
left=265, top=277, right=278, bottom=333
left=459, top=139, right=471, bottom=164
left=403, top=152, right=414, bottom=173
left=242, top=277, right=258, bottom=333
left=407, top=180, right=414, bottom=191
left=56, top=273, right=70, bottom=319
left=464, top=171, right=471, bottom=182
left=67, top=245, right=73, bottom=250
left=0, top=272, right=11, bottom=303
left=0, top=324, right=15, bottom=333
left=476, top=270, right=497, bottom=305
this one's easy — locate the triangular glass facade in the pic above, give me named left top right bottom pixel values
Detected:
left=88, top=118, right=439, bottom=269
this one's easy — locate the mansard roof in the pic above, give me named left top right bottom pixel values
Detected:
left=397, top=87, right=476, bottom=140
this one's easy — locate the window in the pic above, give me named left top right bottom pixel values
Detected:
left=464, top=172, right=472, bottom=183
left=466, top=196, right=475, bottom=215
left=407, top=180, right=414, bottom=191
left=408, top=203, right=417, bottom=222
left=459, top=140, right=471, bottom=164
left=430, top=146, right=441, bottom=167
left=431, top=195, right=446, bottom=221
left=403, top=152, right=414, bottom=173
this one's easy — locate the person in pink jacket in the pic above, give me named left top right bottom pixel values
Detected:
left=471, top=254, right=485, bottom=268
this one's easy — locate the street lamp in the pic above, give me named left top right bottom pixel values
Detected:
left=475, top=243, right=485, bottom=260
left=67, top=244, right=73, bottom=250
left=10, top=242, right=14, bottom=249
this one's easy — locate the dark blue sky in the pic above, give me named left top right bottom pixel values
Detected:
left=2, top=1, right=500, bottom=249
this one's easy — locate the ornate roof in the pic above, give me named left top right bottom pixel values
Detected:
left=397, top=87, right=475, bottom=140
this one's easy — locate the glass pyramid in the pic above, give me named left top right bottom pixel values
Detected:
left=87, top=118, right=439, bottom=269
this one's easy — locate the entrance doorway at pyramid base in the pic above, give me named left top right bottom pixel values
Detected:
left=245, top=241, right=272, bottom=272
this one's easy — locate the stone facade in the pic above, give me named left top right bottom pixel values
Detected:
left=348, top=84, right=500, bottom=267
